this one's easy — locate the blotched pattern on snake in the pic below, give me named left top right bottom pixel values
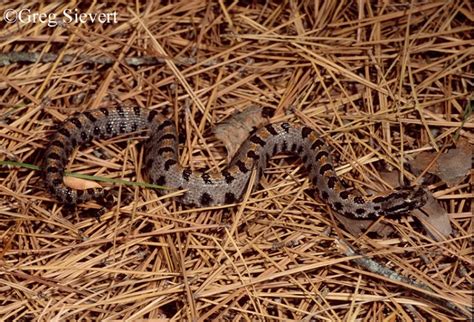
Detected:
left=44, top=106, right=427, bottom=218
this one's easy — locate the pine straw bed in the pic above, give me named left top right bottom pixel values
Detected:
left=0, top=1, right=472, bottom=320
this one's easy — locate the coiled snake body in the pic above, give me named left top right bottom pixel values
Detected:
left=45, top=106, right=427, bottom=218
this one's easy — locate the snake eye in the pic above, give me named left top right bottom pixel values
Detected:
left=381, top=187, right=427, bottom=216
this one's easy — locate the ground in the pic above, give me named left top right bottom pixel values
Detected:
left=0, top=1, right=472, bottom=320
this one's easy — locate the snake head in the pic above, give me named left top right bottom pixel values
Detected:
left=379, top=186, right=428, bottom=216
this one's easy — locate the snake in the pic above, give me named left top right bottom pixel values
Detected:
left=44, top=106, right=427, bottom=218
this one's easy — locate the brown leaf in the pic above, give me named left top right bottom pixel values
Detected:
left=380, top=168, right=452, bottom=240
left=64, top=176, right=102, bottom=190
left=334, top=212, right=396, bottom=238
left=335, top=167, right=452, bottom=239
left=410, top=138, right=471, bottom=187
left=213, top=106, right=270, bottom=162
left=412, top=193, right=452, bottom=240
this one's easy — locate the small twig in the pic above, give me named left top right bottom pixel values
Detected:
left=336, top=238, right=471, bottom=318
left=0, top=51, right=201, bottom=67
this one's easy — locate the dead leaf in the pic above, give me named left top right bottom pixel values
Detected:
left=334, top=212, right=395, bottom=238
left=213, top=106, right=272, bottom=161
left=410, top=138, right=471, bottom=187
left=64, top=176, right=102, bottom=190
left=379, top=170, right=405, bottom=187
left=412, top=193, right=452, bottom=241
left=380, top=168, right=452, bottom=240
left=335, top=168, right=452, bottom=239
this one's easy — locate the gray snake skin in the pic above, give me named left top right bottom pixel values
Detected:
left=44, top=106, right=427, bottom=218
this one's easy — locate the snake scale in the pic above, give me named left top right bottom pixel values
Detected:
left=44, top=106, right=427, bottom=218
